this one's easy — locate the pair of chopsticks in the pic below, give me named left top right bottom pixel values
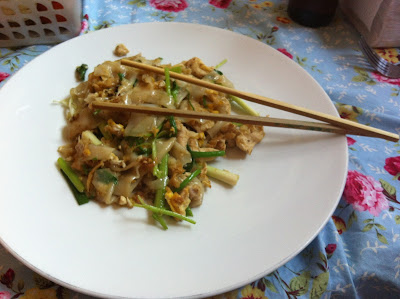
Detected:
left=91, top=59, right=399, bottom=142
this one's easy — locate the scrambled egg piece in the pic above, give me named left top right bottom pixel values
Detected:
left=165, top=186, right=190, bottom=217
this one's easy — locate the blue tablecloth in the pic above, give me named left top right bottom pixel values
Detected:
left=1, top=1, right=400, bottom=298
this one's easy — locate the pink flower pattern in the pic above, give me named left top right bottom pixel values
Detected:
left=0, top=292, right=11, bottom=299
left=343, top=170, right=389, bottom=216
left=347, top=137, right=356, bottom=146
left=80, top=20, right=89, bottom=34
left=209, top=0, right=233, bottom=9
left=149, top=0, right=188, bottom=12
left=0, top=72, right=9, bottom=83
left=384, top=156, right=400, bottom=180
left=371, top=71, right=400, bottom=86
left=277, top=48, right=293, bottom=59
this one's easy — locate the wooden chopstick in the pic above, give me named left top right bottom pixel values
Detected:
left=120, top=59, right=399, bottom=142
left=92, top=101, right=350, bottom=135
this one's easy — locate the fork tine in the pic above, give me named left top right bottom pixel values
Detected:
left=359, top=38, right=391, bottom=75
left=359, top=36, right=400, bottom=78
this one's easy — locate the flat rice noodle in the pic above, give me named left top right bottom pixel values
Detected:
left=85, top=144, right=115, bottom=161
left=170, top=141, right=192, bottom=166
left=155, top=137, right=176, bottom=163
left=114, top=172, right=140, bottom=197
left=92, top=170, right=117, bottom=204
left=124, top=114, right=164, bottom=137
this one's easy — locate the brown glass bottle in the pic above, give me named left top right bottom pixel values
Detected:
left=287, top=0, right=338, bottom=28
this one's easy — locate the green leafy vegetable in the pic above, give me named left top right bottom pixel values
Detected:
left=118, top=73, right=125, bottom=81
left=167, top=116, right=177, bottom=137
left=156, top=116, right=178, bottom=139
left=96, top=169, right=118, bottom=185
left=75, top=64, right=88, bottom=81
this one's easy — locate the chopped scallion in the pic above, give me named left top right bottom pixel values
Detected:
left=153, top=154, right=169, bottom=229
left=186, top=207, right=193, bottom=217
left=164, top=67, right=172, bottom=97
left=191, top=150, right=225, bottom=159
left=171, top=81, right=179, bottom=103
left=136, top=196, right=196, bottom=224
left=229, top=95, right=259, bottom=116
left=170, top=66, right=182, bottom=73
left=61, top=172, right=89, bottom=205
left=206, top=165, right=239, bottom=186
left=214, top=58, right=227, bottom=69
left=57, top=157, right=85, bottom=193
left=202, top=96, right=208, bottom=108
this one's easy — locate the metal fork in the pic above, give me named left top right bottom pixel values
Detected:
left=359, top=36, right=400, bottom=79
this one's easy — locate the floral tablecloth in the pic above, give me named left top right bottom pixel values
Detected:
left=1, top=1, right=400, bottom=298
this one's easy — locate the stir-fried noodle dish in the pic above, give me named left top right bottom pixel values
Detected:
left=57, top=48, right=265, bottom=229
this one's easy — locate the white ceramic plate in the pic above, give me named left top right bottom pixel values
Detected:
left=0, top=23, right=347, bottom=299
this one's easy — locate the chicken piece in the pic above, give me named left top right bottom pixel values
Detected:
left=183, top=57, right=213, bottom=79
left=176, top=121, right=198, bottom=147
left=207, top=122, right=240, bottom=150
left=188, top=119, right=215, bottom=133
left=199, top=163, right=211, bottom=188
left=165, top=187, right=191, bottom=217
left=187, top=177, right=204, bottom=207
left=114, top=44, right=129, bottom=57
left=206, top=137, right=226, bottom=151
left=235, top=125, right=265, bottom=154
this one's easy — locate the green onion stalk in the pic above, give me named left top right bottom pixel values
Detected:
left=190, top=150, right=225, bottom=159
left=229, top=95, right=259, bottom=116
left=136, top=196, right=196, bottom=225
left=152, top=154, right=170, bottom=229
left=57, top=157, right=89, bottom=205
